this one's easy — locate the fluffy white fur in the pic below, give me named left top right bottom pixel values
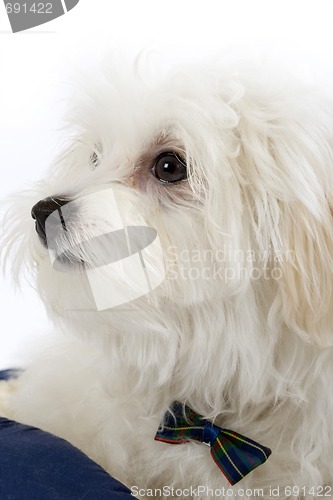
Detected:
left=2, top=53, right=333, bottom=499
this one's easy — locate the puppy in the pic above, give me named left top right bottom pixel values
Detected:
left=2, top=54, right=333, bottom=499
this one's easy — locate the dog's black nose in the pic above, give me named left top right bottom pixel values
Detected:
left=31, top=197, right=70, bottom=246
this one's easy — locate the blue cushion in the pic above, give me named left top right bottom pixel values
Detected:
left=0, top=369, right=21, bottom=381
left=0, top=371, right=135, bottom=499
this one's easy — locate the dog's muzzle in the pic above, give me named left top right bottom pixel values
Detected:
left=31, top=197, right=70, bottom=247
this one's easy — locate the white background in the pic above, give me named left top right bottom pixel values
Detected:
left=1, top=0, right=333, bottom=368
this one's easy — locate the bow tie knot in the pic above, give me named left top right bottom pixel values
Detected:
left=202, top=421, right=221, bottom=446
left=155, top=402, right=271, bottom=485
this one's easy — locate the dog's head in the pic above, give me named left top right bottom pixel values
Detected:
left=3, top=56, right=333, bottom=400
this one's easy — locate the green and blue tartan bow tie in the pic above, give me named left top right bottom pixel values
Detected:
left=154, top=402, right=271, bottom=485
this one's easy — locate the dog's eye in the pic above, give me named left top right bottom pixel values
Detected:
left=90, top=151, right=99, bottom=169
left=152, top=153, right=187, bottom=184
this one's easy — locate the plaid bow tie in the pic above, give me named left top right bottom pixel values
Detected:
left=154, top=402, right=271, bottom=485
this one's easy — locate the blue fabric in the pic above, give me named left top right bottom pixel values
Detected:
left=0, top=369, right=21, bottom=381
left=0, top=371, right=135, bottom=499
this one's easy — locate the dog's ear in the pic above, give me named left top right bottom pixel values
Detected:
left=272, top=200, right=333, bottom=346
left=237, top=85, right=333, bottom=346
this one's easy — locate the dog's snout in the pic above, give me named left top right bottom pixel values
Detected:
left=31, top=197, right=70, bottom=246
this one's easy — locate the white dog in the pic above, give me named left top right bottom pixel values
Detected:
left=2, top=53, right=333, bottom=499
